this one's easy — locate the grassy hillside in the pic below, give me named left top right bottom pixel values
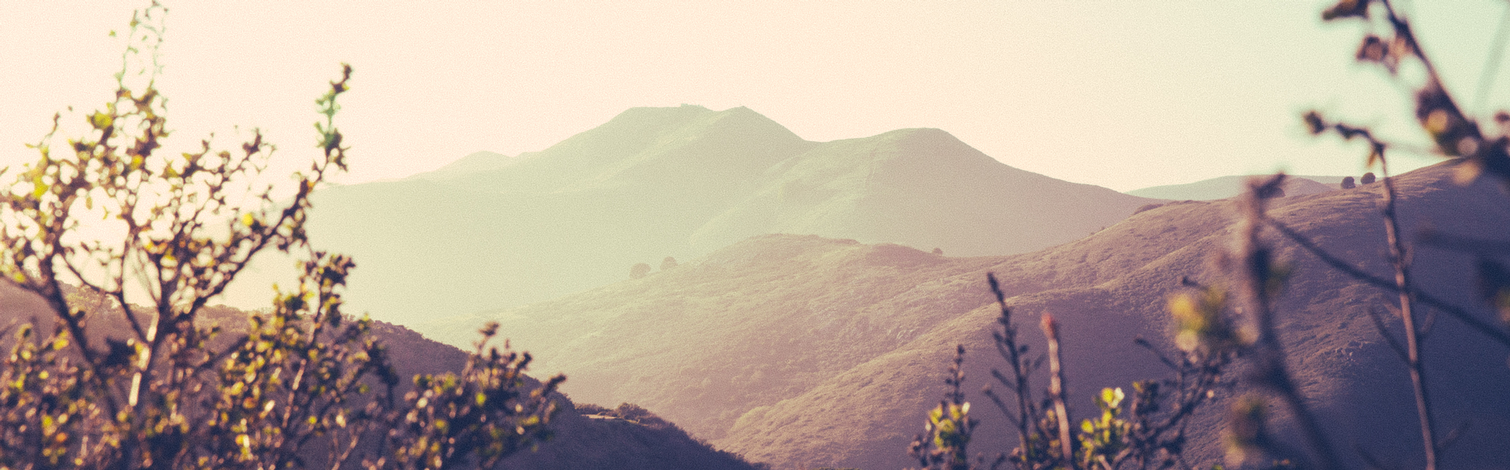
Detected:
left=248, top=106, right=1157, bottom=325
left=424, top=160, right=1510, bottom=469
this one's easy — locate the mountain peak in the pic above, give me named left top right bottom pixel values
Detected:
left=602, top=105, right=781, bottom=135
left=302, top=106, right=1155, bottom=325
left=880, top=127, right=951, bottom=138
left=608, top=104, right=715, bottom=124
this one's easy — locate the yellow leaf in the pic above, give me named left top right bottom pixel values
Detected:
left=89, top=111, right=113, bottom=130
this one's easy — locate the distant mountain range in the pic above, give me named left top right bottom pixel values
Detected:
left=275, top=105, right=1157, bottom=324
left=1126, top=174, right=1347, bottom=200
left=419, top=161, right=1510, bottom=469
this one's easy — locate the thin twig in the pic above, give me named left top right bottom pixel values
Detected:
left=988, top=273, right=1044, bottom=454
left=1040, top=314, right=1076, bottom=469
left=1379, top=149, right=1440, bottom=470
left=1238, top=175, right=1344, bottom=470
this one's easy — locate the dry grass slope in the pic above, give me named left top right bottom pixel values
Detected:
left=427, top=160, right=1510, bottom=469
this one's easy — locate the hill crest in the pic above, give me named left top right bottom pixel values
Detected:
left=236, top=105, right=1159, bottom=324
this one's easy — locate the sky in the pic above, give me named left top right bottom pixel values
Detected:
left=2, top=1, right=1507, bottom=192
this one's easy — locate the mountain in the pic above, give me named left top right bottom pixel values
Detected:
left=421, top=160, right=1510, bottom=469
left=689, top=127, right=1151, bottom=256
left=274, top=105, right=1156, bottom=324
left=1127, top=174, right=1344, bottom=200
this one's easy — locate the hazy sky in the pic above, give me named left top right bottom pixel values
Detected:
left=3, top=1, right=1506, bottom=191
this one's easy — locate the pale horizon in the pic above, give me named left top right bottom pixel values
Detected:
left=3, top=1, right=1504, bottom=191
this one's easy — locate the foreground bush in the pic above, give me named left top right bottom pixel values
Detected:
left=0, top=3, right=562, bottom=468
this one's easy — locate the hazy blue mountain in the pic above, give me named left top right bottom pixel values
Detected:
left=277, top=105, right=1156, bottom=324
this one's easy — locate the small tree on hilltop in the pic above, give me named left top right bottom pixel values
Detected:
left=1360, top=172, right=1377, bottom=184
left=661, top=256, right=679, bottom=270
left=631, top=262, right=652, bottom=279
left=1340, top=176, right=1356, bottom=189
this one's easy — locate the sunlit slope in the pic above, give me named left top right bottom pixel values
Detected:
left=424, top=161, right=1510, bottom=469
left=302, top=105, right=1155, bottom=323
left=419, top=234, right=1005, bottom=441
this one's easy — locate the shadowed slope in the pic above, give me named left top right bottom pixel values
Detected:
left=724, top=162, right=1510, bottom=469
left=425, top=161, right=1510, bottom=469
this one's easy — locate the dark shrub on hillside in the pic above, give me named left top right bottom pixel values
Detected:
left=1134, top=202, right=1165, bottom=214
left=576, top=402, right=612, bottom=415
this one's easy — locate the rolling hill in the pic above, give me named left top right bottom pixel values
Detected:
left=250, top=105, right=1158, bottom=325
left=421, top=160, right=1510, bottom=469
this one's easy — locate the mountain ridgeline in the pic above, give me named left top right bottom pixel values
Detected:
left=281, top=106, right=1156, bottom=324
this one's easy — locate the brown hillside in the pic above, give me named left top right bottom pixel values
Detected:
left=425, top=160, right=1510, bottom=469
